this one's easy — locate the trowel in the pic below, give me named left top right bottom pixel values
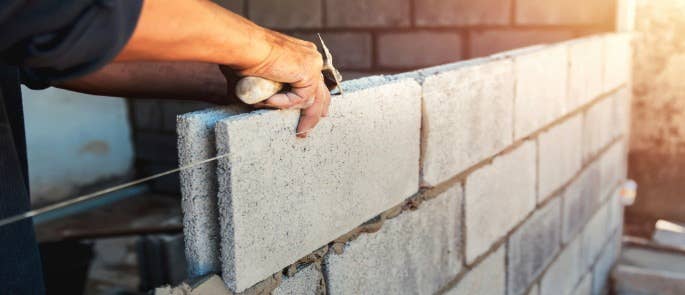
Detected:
left=234, top=34, right=343, bottom=105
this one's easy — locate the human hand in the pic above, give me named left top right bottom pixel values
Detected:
left=236, top=29, right=331, bottom=138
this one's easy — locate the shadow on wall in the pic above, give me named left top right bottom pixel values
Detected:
left=22, top=86, right=134, bottom=207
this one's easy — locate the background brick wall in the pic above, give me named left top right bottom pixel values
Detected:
left=130, top=0, right=616, bottom=195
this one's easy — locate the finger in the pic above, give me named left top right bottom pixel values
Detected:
left=296, top=94, right=324, bottom=138
left=256, top=92, right=307, bottom=109
left=319, top=80, right=331, bottom=117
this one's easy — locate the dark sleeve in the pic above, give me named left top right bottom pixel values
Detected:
left=0, top=0, right=143, bottom=89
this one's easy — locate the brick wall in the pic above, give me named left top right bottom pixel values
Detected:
left=176, top=33, right=631, bottom=294
left=128, top=0, right=617, bottom=195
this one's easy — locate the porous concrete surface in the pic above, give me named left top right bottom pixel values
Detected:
left=324, top=185, right=462, bottom=295
left=567, top=36, right=604, bottom=110
left=414, top=0, right=510, bottom=26
left=571, top=273, right=592, bottom=295
left=507, top=197, right=562, bottom=295
left=581, top=203, right=610, bottom=269
left=445, top=246, right=505, bottom=295
left=602, top=34, right=632, bottom=92
left=177, top=106, right=249, bottom=277
left=562, top=163, right=600, bottom=243
left=599, top=141, right=627, bottom=200
left=537, top=115, right=583, bottom=201
left=465, top=141, right=536, bottom=263
left=514, top=45, right=568, bottom=139
left=272, top=264, right=321, bottom=295
left=592, top=231, right=621, bottom=295
left=216, top=78, right=421, bottom=292
left=421, top=58, right=514, bottom=186
left=583, top=96, right=614, bottom=161
left=540, top=237, right=584, bottom=295
left=526, top=284, right=538, bottom=295
left=326, top=0, right=410, bottom=28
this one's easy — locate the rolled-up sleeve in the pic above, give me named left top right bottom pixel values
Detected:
left=0, top=0, right=143, bottom=88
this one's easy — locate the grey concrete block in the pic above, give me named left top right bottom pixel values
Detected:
left=177, top=106, right=249, bottom=278
left=568, top=36, right=604, bottom=110
left=540, top=237, right=584, bottom=295
left=514, top=45, right=569, bottom=139
left=562, top=163, right=601, bottom=243
left=377, top=32, right=463, bottom=69
left=592, top=231, right=621, bottom=295
left=325, top=185, right=462, bottom=295
left=612, top=87, right=631, bottom=139
left=445, top=246, right=505, bottom=295
left=599, top=141, right=627, bottom=200
left=326, top=0, right=410, bottom=28
left=571, top=273, right=592, bottom=295
left=583, top=96, right=614, bottom=161
left=415, top=0, right=511, bottom=26
left=581, top=202, right=610, bottom=269
left=507, top=197, right=562, bottom=295
left=272, top=264, right=322, bottom=295
left=421, top=58, right=514, bottom=186
left=465, top=141, right=537, bottom=263
left=217, top=78, right=422, bottom=292
left=603, top=34, right=632, bottom=92
left=248, top=0, right=322, bottom=29
left=538, top=115, right=583, bottom=201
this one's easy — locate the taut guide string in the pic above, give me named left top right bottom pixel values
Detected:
left=0, top=128, right=315, bottom=228
left=0, top=153, right=232, bottom=228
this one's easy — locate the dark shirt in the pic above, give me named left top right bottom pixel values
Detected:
left=0, top=1, right=142, bottom=293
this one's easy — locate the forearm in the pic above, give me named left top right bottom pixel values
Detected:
left=117, top=0, right=270, bottom=70
left=56, top=61, right=236, bottom=104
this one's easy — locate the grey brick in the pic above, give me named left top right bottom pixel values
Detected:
left=325, top=185, right=462, bottom=295
left=445, top=246, right=505, bottom=295
left=568, top=36, right=604, bottom=110
left=465, top=141, right=537, bottom=263
left=513, top=45, right=569, bottom=139
left=291, top=32, right=372, bottom=70
left=177, top=106, right=250, bottom=278
left=131, top=99, right=162, bottom=130
left=470, top=30, right=574, bottom=58
left=212, top=0, right=244, bottom=15
left=540, top=237, right=584, bottom=295
left=272, top=264, right=322, bottom=295
left=538, top=115, right=583, bottom=201
left=377, top=32, right=462, bottom=69
left=608, top=187, right=624, bottom=235
left=507, top=197, right=562, bottom=295
left=599, top=141, right=627, bottom=200
left=415, top=0, right=511, bottom=26
left=516, top=0, right=613, bottom=25
left=326, top=0, right=410, bottom=28
left=249, top=0, right=322, bottom=29
left=217, top=78, right=421, bottom=292
left=562, top=163, right=601, bottom=243
left=421, top=58, right=514, bottom=186
left=612, top=87, right=631, bottom=139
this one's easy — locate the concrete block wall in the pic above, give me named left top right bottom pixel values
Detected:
left=176, top=32, right=631, bottom=294
left=129, top=0, right=617, bottom=194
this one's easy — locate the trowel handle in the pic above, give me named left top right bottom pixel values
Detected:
left=235, top=76, right=284, bottom=105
